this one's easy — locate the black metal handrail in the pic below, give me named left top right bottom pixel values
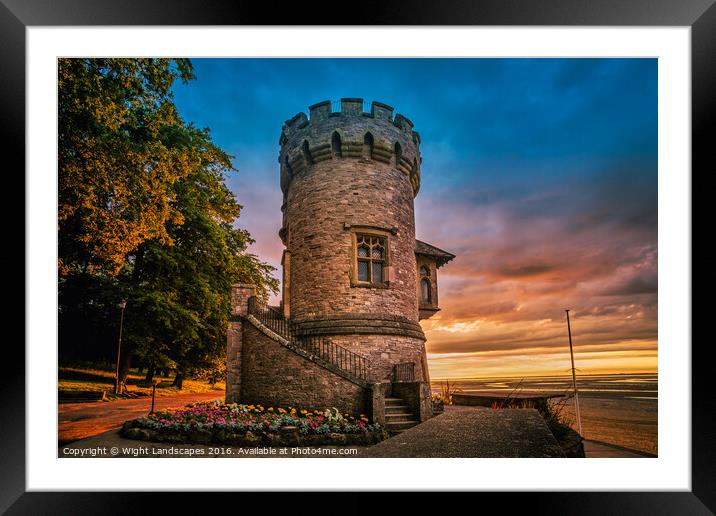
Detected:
left=247, top=297, right=371, bottom=382
left=330, top=100, right=373, bottom=114
left=393, top=362, right=415, bottom=383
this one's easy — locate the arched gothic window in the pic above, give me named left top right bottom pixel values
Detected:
left=302, top=140, right=313, bottom=165
left=420, top=266, right=431, bottom=303
left=356, top=234, right=385, bottom=284
left=363, top=133, right=374, bottom=159
left=331, top=132, right=342, bottom=157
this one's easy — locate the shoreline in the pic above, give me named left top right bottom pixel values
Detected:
left=431, top=374, right=658, bottom=455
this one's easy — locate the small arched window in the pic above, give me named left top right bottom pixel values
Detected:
left=363, top=133, right=374, bottom=159
left=420, top=266, right=431, bottom=303
left=331, top=132, right=342, bottom=157
left=420, top=278, right=431, bottom=303
left=394, top=142, right=402, bottom=167
left=302, top=140, right=313, bottom=165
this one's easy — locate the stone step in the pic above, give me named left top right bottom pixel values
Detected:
left=385, top=405, right=411, bottom=414
left=385, top=398, right=404, bottom=406
left=385, top=414, right=416, bottom=422
left=385, top=420, right=419, bottom=431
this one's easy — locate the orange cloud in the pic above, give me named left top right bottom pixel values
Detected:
left=416, top=171, right=657, bottom=378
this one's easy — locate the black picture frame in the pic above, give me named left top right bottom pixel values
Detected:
left=4, top=0, right=712, bottom=512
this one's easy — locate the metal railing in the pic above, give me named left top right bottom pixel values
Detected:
left=393, top=362, right=416, bottom=383
left=247, top=297, right=371, bottom=382
left=331, top=100, right=373, bottom=114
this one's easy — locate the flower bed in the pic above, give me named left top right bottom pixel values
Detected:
left=121, top=400, right=387, bottom=447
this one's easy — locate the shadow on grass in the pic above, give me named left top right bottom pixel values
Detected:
left=59, top=368, right=175, bottom=387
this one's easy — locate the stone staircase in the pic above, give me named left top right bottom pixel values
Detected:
left=384, top=396, right=419, bottom=435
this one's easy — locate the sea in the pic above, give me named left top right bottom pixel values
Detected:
left=431, top=373, right=658, bottom=455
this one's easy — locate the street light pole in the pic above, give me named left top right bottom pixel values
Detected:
left=565, top=309, right=583, bottom=436
left=115, top=300, right=127, bottom=395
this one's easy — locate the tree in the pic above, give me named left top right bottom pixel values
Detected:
left=121, top=123, right=278, bottom=388
left=58, top=59, right=278, bottom=385
left=59, top=58, right=195, bottom=278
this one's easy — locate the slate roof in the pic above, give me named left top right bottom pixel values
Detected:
left=415, top=239, right=456, bottom=268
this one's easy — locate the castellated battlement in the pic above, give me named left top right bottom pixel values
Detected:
left=279, top=99, right=422, bottom=198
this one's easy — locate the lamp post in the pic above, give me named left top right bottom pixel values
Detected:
left=115, top=300, right=127, bottom=395
left=150, top=379, right=160, bottom=415
left=565, top=309, right=583, bottom=436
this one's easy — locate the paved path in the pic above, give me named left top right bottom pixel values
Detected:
left=58, top=391, right=223, bottom=445
left=583, top=439, right=656, bottom=458
left=359, top=406, right=565, bottom=457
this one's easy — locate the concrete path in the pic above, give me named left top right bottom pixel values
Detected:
left=583, top=439, right=656, bottom=458
left=359, top=406, right=565, bottom=457
left=58, top=391, right=223, bottom=445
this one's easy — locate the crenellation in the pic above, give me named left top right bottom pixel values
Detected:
left=308, top=100, right=331, bottom=121
left=371, top=101, right=394, bottom=120
left=283, top=112, right=309, bottom=135
left=279, top=99, right=422, bottom=197
left=340, top=98, right=364, bottom=115
left=393, top=113, right=414, bottom=133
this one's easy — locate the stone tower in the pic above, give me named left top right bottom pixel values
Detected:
left=279, top=98, right=431, bottom=383
left=227, top=98, right=454, bottom=427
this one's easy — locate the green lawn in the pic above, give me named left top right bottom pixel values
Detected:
left=59, top=365, right=225, bottom=400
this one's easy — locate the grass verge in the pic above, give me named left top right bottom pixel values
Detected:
left=59, top=364, right=225, bottom=401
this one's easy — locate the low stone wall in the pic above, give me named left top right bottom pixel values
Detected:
left=369, top=382, right=390, bottom=425
left=452, top=393, right=563, bottom=408
left=241, top=321, right=370, bottom=415
left=560, top=427, right=586, bottom=458
left=121, top=421, right=387, bottom=447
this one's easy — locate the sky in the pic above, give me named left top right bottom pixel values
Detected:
left=173, top=58, right=658, bottom=379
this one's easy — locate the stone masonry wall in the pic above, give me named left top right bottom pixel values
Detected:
left=328, top=334, right=428, bottom=383
left=391, top=381, right=434, bottom=422
left=241, top=321, right=369, bottom=415
left=226, top=284, right=255, bottom=403
left=285, top=158, right=418, bottom=322
left=225, top=320, right=243, bottom=403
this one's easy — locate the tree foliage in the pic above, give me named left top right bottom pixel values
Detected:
left=59, top=58, right=196, bottom=277
left=58, top=59, right=278, bottom=383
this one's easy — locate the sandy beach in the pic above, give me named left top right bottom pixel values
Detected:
left=432, top=373, right=657, bottom=455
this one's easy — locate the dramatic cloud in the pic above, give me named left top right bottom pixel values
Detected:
left=173, top=58, right=658, bottom=378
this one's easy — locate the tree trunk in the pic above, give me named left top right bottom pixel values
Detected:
left=117, top=349, right=133, bottom=394
left=145, top=366, right=155, bottom=383
left=172, top=371, right=184, bottom=390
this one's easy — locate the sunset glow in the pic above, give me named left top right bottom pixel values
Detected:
left=173, top=58, right=657, bottom=379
